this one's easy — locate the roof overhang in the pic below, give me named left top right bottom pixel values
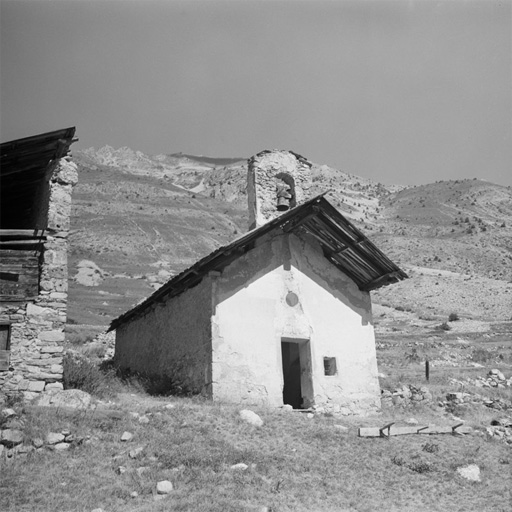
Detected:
left=109, top=194, right=407, bottom=331
left=0, top=127, right=77, bottom=229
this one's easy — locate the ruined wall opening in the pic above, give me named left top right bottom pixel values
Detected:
left=281, top=337, right=313, bottom=409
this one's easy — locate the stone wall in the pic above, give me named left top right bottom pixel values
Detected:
left=0, top=157, right=77, bottom=400
left=247, top=150, right=312, bottom=229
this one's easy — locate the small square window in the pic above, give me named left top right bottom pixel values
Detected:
left=323, top=357, right=337, bottom=376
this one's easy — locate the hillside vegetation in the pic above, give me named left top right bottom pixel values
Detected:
left=68, top=146, right=512, bottom=326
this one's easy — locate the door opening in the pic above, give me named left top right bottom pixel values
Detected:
left=281, top=341, right=302, bottom=408
left=281, top=338, right=313, bottom=409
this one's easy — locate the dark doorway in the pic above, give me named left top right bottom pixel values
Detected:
left=281, top=341, right=302, bottom=409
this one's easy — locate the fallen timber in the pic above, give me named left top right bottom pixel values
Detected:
left=358, top=422, right=473, bottom=438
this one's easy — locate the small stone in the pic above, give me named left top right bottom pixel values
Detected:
left=405, top=418, right=418, bottom=425
left=164, top=403, right=176, bottom=409
left=1, top=429, right=24, bottom=447
left=239, top=409, right=264, bottom=427
left=136, top=466, right=149, bottom=476
left=230, top=463, right=248, bottom=470
left=334, top=425, right=348, bottom=432
left=28, top=381, right=46, bottom=392
left=16, top=444, right=34, bottom=454
left=91, top=509, right=104, bottom=512
left=281, top=404, right=293, bottom=412
left=121, top=431, right=133, bottom=442
left=129, top=447, right=144, bottom=459
left=130, top=491, right=138, bottom=498
left=116, top=466, right=127, bottom=475
left=32, top=438, right=44, bottom=448
left=47, top=432, right=65, bottom=445
left=156, top=480, right=173, bottom=494
left=61, top=429, right=71, bottom=436
left=1, top=408, right=16, bottom=419
left=306, top=413, right=314, bottom=419
left=138, top=415, right=150, bottom=425
left=54, top=442, right=70, bottom=451
left=44, top=382, right=64, bottom=391
left=456, top=464, right=481, bottom=482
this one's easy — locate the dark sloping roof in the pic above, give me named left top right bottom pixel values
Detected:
left=0, top=127, right=76, bottom=228
left=109, top=194, right=407, bottom=331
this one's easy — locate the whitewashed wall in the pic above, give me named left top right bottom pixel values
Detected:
left=211, top=231, right=381, bottom=414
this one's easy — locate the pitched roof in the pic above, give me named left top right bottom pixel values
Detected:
left=1, top=127, right=76, bottom=229
left=109, top=194, right=407, bottom=331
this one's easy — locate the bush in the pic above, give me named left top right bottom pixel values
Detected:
left=63, top=352, right=118, bottom=398
left=437, top=322, right=451, bottom=331
left=448, top=312, right=460, bottom=322
left=471, top=347, right=494, bottom=364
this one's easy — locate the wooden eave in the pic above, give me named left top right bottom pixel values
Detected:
left=0, top=127, right=77, bottom=228
left=109, top=195, right=407, bottom=331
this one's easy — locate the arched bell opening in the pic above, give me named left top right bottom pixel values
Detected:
left=275, top=172, right=296, bottom=211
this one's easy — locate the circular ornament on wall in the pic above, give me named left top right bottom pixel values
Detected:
left=285, top=291, right=299, bottom=307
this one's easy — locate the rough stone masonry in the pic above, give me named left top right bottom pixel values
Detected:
left=0, top=157, right=78, bottom=400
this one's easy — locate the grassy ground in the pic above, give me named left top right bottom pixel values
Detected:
left=2, top=321, right=511, bottom=512
left=1, top=389, right=510, bottom=512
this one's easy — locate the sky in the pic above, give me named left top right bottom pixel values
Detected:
left=1, top=0, right=511, bottom=186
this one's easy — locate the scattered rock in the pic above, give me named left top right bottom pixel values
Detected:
left=129, top=447, right=144, bottom=459
left=306, top=413, right=315, bottom=419
left=116, top=466, right=127, bottom=475
left=16, top=444, right=34, bottom=455
left=405, top=418, right=418, bottom=425
left=53, top=442, right=70, bottom=451
left=32, top=438, right=44, bottom=449
left=281, top=404, right=293, bottom=412
left=138, top=415, right=150, bottom=425
left=164, top=403, right=176, bottom=410
left=456, top=464, right=481, bottom=482
left=131, top=491, right=139, bottom=498
left=1, top=429, right=24, bottom=447
left=121, top=431, right=133, bottom=442
left=239, top=409, right=264, bottom=427
left=230, top=463, right=248, bottom=470
left=156, top=480, right=173, bottom=494
left=46, top=432, right=65, bottom=445
left=136, top=466, right=149, bottom=476
left=1, top=408, right=16, bottom=419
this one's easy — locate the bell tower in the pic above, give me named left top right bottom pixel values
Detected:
left=247, top=150, right=312, bottom=230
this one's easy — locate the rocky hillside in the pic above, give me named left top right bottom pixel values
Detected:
left=68, top=146, right=512, bottom=325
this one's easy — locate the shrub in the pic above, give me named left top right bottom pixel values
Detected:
left=63, top=352, right=118, bottom=398
left=448, top=312, right=460, bottom=322
left=422, top=442, right=439, bottom=453
left=471, top=347, right=494, bottom=364
left=437, top=322, right=451, bottom=331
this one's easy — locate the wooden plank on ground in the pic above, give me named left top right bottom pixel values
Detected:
left=358, top=424, right=473, bottom=438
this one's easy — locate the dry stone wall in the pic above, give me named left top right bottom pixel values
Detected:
left=247, top=150, right=312, bottom=229
left=0, top=157, right=77, bottom=400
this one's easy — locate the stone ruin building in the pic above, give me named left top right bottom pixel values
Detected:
left=111, top=149, right=407, bottom=414
left=0, top=127, right=77, bottom=400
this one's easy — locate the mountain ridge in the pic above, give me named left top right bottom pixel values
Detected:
left=68, top=146, right=512, bottom=326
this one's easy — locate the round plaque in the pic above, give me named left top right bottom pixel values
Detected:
left=285, top=292, right=299, bottom=307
